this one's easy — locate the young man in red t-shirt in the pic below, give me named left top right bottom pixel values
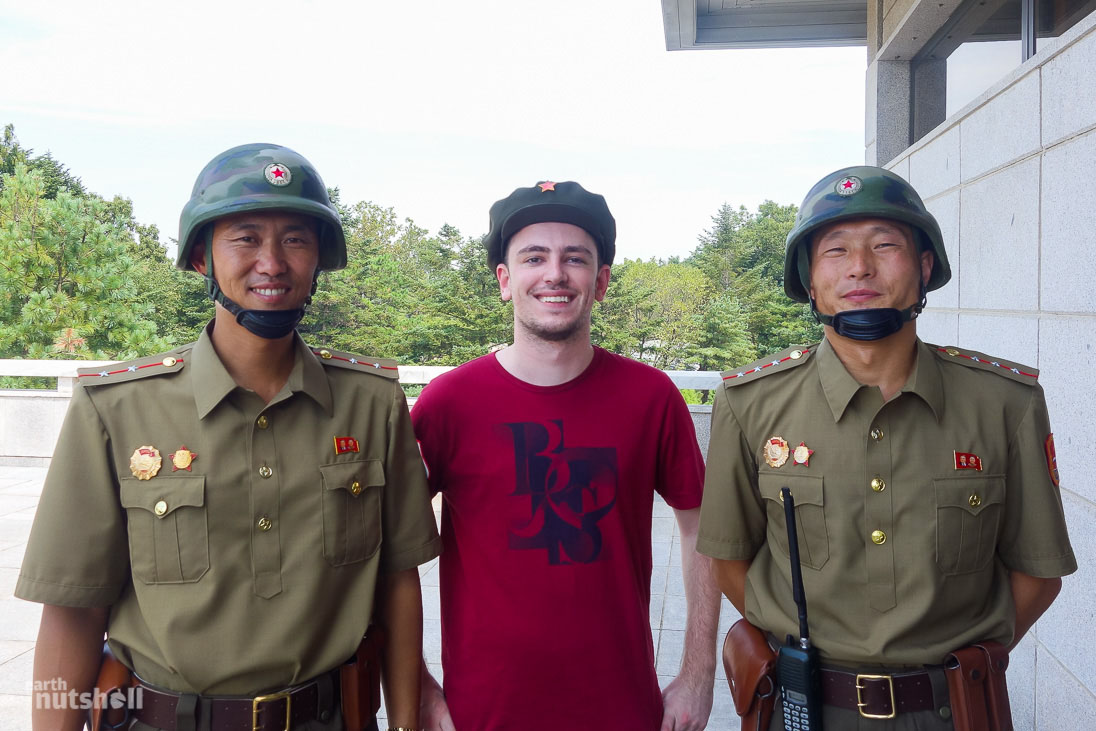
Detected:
left=413, top=181, right=721, bottom=730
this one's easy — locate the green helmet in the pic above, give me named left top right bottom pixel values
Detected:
left=783, top=166, right=951, bottom=303
left=176, top=143, right=346, bottom=272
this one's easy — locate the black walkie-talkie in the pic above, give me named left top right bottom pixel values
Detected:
left=777, top=487, right=823, bottom=730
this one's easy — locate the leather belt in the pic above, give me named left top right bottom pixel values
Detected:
left=821, top=666, right=937, bottom=719
left=132, top=670, right=339, bottom=731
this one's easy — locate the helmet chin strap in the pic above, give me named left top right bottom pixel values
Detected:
left=201, top=228, right=315, bottom=340
left=811, top=282, right=927, bottom=341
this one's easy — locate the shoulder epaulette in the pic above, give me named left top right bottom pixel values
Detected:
left=311, top=346, right=400, bottom=379
left=76, top=350, right=188, bottom=385
left=720, top=344, right=816, bottom=387
left=931, top=344, right=1039, bottom=384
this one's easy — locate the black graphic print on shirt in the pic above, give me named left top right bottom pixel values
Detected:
left=504, top=420, right=618, bottom=565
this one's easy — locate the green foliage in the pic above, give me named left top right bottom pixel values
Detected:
left=0, top=165, right=172, bottom=360
left=0, top=124, right=822, bottom=375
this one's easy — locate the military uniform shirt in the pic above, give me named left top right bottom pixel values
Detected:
left=16, top=328, right=441, bottom=694
left=698, top=337, right=1076, bottom=666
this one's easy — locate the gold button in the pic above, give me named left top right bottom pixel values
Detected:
left=256, top=415, right=269, bottom=429
left=162, top=357, right=178, bottom=367
left=318, top=349, right=332, bottom=359
left=946, top=348, right=960, bottom=356
left=969, top=493, right=982, bottom=507
left=870, top=477, right=886, bottom=492
left=258, top=465, right=273, bottom=478
left=257, top=516, right=272, bottom=531
left=153, top=500, right=168, bottom=517
left=790, top=349, right=803, bottom=360
left=871, top=530, right=887, bottom=545
left=350, top=481, right=362, bottom=496
left=870, top=428, right=884, bottom=441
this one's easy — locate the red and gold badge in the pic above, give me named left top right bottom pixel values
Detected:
left=953, top=451, right=983, bottom=471
left=792, top=442, right=814, bottom=467
left=334, top=436, right=360, bottom=455
left=537, top=181, right=556, bottom=192
left=170, top=446, right=198, bottom=472
left=764, top=436, right=790, bottom=468
left=129, top=446, right=162, bottom=481
left=1045, top=434, right=1060, bottom=487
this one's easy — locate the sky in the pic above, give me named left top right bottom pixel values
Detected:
left=0, top=0, right=866, bottom=262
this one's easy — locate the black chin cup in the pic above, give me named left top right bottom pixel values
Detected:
left=811, top=284, right=927, bottom=342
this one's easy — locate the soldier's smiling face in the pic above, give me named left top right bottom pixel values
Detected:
left=808, top=217, right=933, bottom=315
left=192, top=211, right=320, bottom=312
left=496, top=221, right=610, bottom=343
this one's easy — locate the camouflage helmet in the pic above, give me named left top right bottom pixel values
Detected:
left=783, top=166, right=951, bottom=303
left=176, top=143, right=346, bottom=272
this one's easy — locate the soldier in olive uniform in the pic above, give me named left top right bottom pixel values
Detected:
left=17, top=144, right=441, bottom=731
left=698, top=166, right=1076, bottom=729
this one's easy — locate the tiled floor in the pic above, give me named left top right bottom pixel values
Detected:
left=0, top=466, right=739, bottom=730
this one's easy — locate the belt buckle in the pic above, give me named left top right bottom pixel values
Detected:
left=855, top=673, right=896, bottom=719
left=252, top=690, right=291, bottom=731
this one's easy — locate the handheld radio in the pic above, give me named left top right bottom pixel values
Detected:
left=776, top=486, right=823, bottom=730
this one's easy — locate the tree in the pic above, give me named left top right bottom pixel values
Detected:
left=0, top=165, right=171, bottom=360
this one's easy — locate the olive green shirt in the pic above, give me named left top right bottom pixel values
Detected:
left=16, top=328, right=441, bottom=694
left=698, top=337, right=1076, bottom=666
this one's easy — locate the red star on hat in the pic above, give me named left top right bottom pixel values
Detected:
left=841, top=179, right=855, bottom=189
left=538, top=181, right=556, bottom=192
left=271, top=166, right=286, bottom=179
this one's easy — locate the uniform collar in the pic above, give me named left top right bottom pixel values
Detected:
left=816, top=336, right=943, bottom=423
left=192, top=326, right=333, bottom=419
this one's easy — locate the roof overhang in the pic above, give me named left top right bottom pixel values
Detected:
left=663, top=0, right=868, bottom=50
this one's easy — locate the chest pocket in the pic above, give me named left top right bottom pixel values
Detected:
left=934, top=476, right=1005, bottom=575
left=759, top=473, right=829, bottom=570
left=119, top=477, right=209, bottom=584
left=320, top=459, right=384, bottom=566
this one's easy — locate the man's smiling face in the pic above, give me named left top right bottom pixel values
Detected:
left=496, top=221, right=610, bottom=344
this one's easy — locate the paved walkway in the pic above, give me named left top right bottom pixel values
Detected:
left=0, top=465, right=739, bottom=730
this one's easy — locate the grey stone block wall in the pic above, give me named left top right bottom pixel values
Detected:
left=880, top=10, right=1096, bottom=726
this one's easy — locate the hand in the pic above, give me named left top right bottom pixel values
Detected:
left=419, top=672, right=456, bottom=731
left=660, top=671, right=714, bottom=731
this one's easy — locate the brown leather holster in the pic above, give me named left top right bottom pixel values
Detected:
left=723, top=619, right=778, bottom=731
left=89, top=644, right=137, bottom=730
left=945, top=641, right=1013, bottom=731
left=340, top=627, right=386, bottom=731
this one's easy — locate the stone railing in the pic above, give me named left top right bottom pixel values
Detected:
left=0, top=360, right=720, bottom=465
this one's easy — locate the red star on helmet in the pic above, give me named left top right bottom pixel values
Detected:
left=538, top=181, right=556, bottom=192
left=842, top=179, right=855, bottom=189
left=271, top=166, right=286, bottom=178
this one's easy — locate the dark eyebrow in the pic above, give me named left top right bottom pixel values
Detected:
left=224, top=222, right=314, bottom=234
left=817, top=223, right=908, bottom=243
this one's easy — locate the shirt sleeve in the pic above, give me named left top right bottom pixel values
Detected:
left=15, top=385, right=130, bottom=607
left=654, top=377, right=705, bottom=510
left=409, top=380, right=445, bottom=496
left=378, top=383, right=442, bottom=573
left=997, top=382, right=1077, bottom=577
left=696, top=384, right=767, bottom=561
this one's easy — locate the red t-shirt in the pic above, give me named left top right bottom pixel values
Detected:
left=412, top=348, right=705, bottom=730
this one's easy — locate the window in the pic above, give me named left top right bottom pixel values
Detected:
left=910, top=0, right=1095, bottom=140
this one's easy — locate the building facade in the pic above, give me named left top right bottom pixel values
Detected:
left=665, top=0, right=1096, bottom=726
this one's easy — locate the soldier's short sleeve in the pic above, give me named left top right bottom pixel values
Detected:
left=998, top=383, right=1076, bottom=577
left=379, top=385, right=441, bottom=573
left=697, top=384, right=766, bottom=561
left=15, top=385, right=129, bottom=607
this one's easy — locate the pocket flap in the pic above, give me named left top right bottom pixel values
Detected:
left=120, top=476, right=206, bottom=518
left=758, top=473, right=824, bottom=507
left=934, top=476, right=1005, bottom=516
left=320, top=459, right=385, bottom=496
